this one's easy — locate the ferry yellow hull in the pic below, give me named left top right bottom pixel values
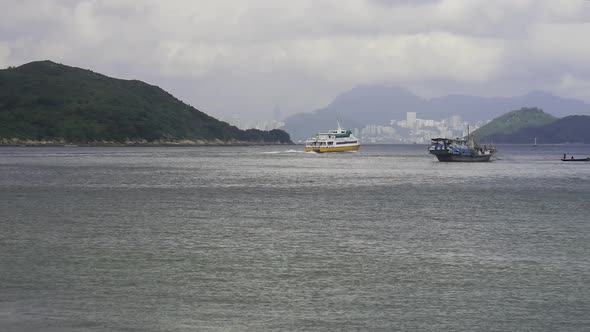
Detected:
left=304, top=145, right=360, bottom=153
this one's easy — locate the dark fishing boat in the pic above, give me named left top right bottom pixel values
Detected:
left=428, top=126, right=495, bottom=162
left=561, top=154, right=590, bottom=162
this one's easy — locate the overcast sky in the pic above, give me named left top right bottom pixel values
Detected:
left=1, top=0, right=590, bottom=121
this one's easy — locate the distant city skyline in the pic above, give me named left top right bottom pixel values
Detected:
left=355, top=112, right=485, bottom=144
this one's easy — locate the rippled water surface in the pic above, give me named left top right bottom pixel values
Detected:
left=1, top=145, right=589, bottom=331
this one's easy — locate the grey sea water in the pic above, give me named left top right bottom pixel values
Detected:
left=1, top=145, right=589, bottom=331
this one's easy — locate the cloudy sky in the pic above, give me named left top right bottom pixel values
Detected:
left=1, top=0, right=590, bottom=121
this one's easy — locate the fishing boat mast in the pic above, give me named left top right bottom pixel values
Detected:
left=467, top=125, right=475, bottom=149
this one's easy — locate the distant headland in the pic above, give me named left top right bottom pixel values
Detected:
left=474, top=108, right=590, bottom=144
left=0, top=61, right=292, bottom=146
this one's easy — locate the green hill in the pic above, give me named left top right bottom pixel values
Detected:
left=473, top=107, right=557, bottom=141
left=497, top=115, right=590, bottom=144
left=474, top=107, right=590, bottom=143
left=0, top=61, right=291, bottom=145
left=533, top=115, right=590, bottom=143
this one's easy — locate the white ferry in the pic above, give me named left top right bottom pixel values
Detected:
left=304, top=123, right=360, bottom=153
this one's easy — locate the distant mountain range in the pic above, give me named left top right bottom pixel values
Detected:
left=283, top=85, right=590, bottom=141
left=474, top=108, right=590, bottom=144
left=0, top=61, right=292, bottom=145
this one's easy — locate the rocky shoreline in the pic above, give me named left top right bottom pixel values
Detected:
left=0, top=138, right=293, bottom=147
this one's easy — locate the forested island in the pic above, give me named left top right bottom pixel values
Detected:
left=474, top=107, right=590, bottom=144
left=0, top=61, right=292, bottom=146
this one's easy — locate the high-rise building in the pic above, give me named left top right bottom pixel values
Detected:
left=406, top=112, right=417, bottom=129
left=450, top=115, right=462, bottom=130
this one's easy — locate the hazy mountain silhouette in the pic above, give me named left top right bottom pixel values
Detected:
left=283, top=85, right=590, bottom=141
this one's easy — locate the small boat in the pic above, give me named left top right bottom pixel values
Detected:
left=304, top=123, right=360, bottom=153
left=428, top=125, right=495, bottom=162
left=561, top=154, right=590, bottom=162
left=533, top=137, right=537, bottom=147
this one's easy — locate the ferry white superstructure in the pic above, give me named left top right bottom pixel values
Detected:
left=304, top=123, right=360, bottom=153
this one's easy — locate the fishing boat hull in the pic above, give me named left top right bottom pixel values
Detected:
left=561, top=158, right=590, bottom=162
left=430, top=150, right=492, bottom=162
left=429, top=132, right=495, bottom=162
left=305, top=144, right=360, bottom=153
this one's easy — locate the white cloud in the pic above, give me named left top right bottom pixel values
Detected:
left=283, top=32, right=504, bottom=83
left=1, top=0, right=590, bottom=118
left=528, top=22, right=590, bottom=66
left=558, top=74, right=590, bottom=101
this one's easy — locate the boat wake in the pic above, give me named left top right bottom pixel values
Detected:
left=261, top=149, right=307, bottom=154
